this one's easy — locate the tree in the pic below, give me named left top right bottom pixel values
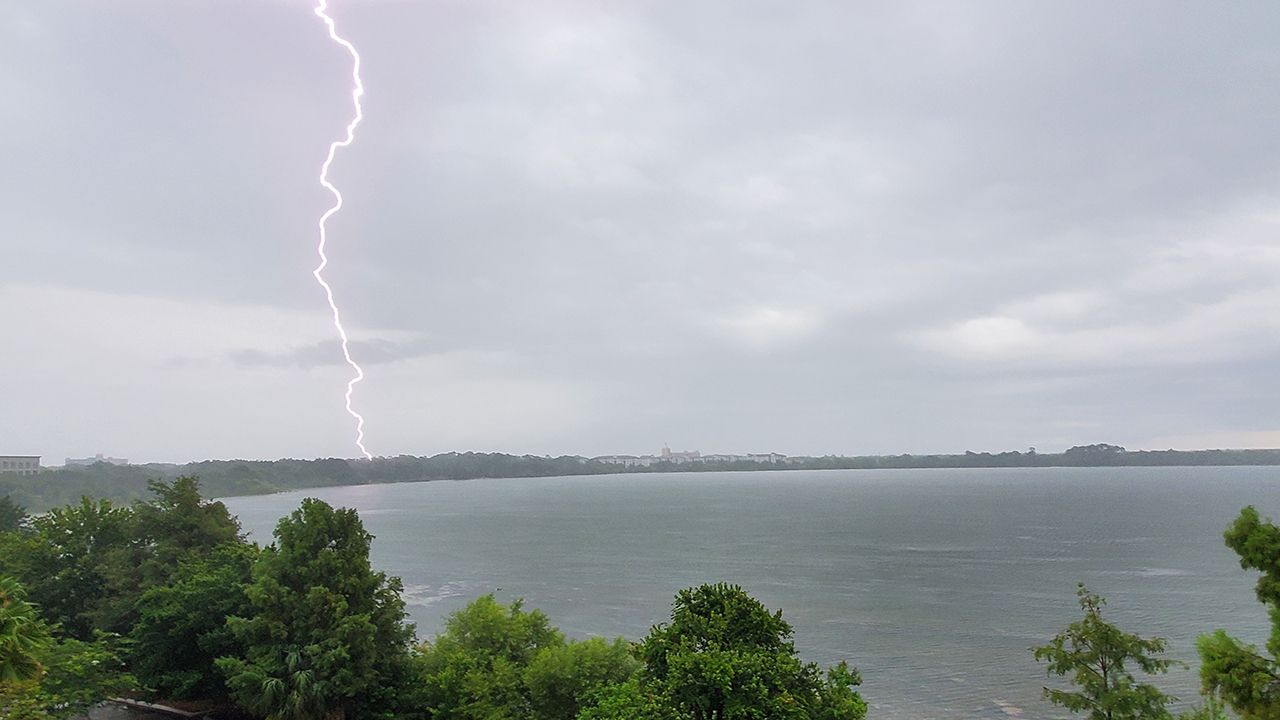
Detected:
left=29, top=632, right=138, bottom=719
left=577, top=677, right=681, bottom=720
left=131, top=542, right=258, bottom=701
left=1034, top=583, right=1175, bottom=720
left=1197, top=506, right=1280, bottom=720
left=130, top=477, right=242, bottom=586
left=525, top=637, right=639, bottom=720
left=413, top=594, right=639, bottom=720
left=12, top=498, right=136, bottom=639
left=415, top=594, right=565, bottom=719
left=95, top=477, right=245, bottom=638
left=0, top=576, right=49, bottom=684
left=217, top=498, right=415, bottom=720
left=0, top=497, right=26, bottom=534
left=1, top=480, right=242, bottom=642
left=0, top=617, right=136, bottom=720
left=636, top=583, right=866, bottom=720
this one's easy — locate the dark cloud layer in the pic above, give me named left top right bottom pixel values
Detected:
left=2, top=1, right=1278, bottom=462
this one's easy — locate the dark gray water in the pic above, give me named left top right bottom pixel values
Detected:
left=224, top=466, right=1280, bottom=719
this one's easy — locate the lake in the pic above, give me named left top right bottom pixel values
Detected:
left=223, top=466, right=1280, bottom=719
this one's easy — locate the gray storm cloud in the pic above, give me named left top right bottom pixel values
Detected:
left=1, top=1, right=1278, bottom=462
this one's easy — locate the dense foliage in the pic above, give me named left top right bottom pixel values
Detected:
left=217, top=498, right=416, bottom=720
left=629, top=583, right=867, bottom=720
left=0, top=575, right=48, bottom=683
left=416, top=595, right=637, bottom=719
left=1197, top=506, right=1280, bottom=720
left=132, top=543, right=257, bottom=701
left=0, top=573, right=137, bottom=719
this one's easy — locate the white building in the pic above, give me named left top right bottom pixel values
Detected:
left=594, top=448, right=788, bottom=467
left=593, top=455, right=656, bottom=468
left=702, top=454, right=748, bottom=462
left=660, top=446, right=701, bottom=464
left=65, top=454, right=129, bottom=467
left=0, top=455, right=40, bottom=476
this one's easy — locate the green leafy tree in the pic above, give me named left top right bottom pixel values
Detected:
left=636, top=583, right=867, bottom=720
left=36, top=632, right=138, bottom=718
left=0, top=632, right=137, bottom=720
left=0, top=479, right=244, bottom=643
left=1034, top=583, right=1175, bottom=720
left=1197, top=506, right=1280, bottom=720
left=93, top=477, right=246, bottom=638
left=0, top=576, right=49, bottom=684
left=414, top=593, right=639, bottom=720
left=577, top=677, right=681, bottom=720
left=217, top=498, right=414, bottom=720
left=132, top=542, right=258, bottom=701
left=0, top=497, right=26, bottom=533
left=131, top=477, right=243, bottom=586
left=13, top=498, right=136, bottom=639
left=525, top=637, right=640, bottom=720
left=416, top=594, right=565, bottom=719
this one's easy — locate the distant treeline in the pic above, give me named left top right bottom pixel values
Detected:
left=3, top=443, right=1279, bottom=511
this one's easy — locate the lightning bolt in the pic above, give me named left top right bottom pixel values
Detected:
left=312, top=0, right=372, bottom=460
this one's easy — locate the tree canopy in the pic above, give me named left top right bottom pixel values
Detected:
left=1198, top=506, right=1280, bottom=720
left=131, top=542, right=258, bottom=701
left=0, top=575, right=48, bottom=684
left=415, top=594, right=637, bottom=720
left=1034, top=584, right=1175, bottom=720
left=631, top=583, right=866, bottom=720
left=217, top=497, right=415, bottom=720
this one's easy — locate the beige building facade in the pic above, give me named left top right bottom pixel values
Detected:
left=0, top=455, right=40, bottom=476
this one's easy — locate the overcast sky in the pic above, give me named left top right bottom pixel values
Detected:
left=2, top=1, right=1278, bottom=463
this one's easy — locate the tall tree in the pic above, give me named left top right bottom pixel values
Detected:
left=131, top=542, right=258, bottom=701
left=634, top=583, right=866, bottom=720
left=1034, top=584, right=1175, bottom=720
left=131, top=477, right=242, bottom=585
left=13, top=498, right=136, bottom=639
left=217, top=498, right=414, bottom=720
left=1198, top=506, right=1280, bottom=720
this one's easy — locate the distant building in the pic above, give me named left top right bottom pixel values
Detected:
left=593, top=455, right=656, bottom=468
left=0, top=455, right=40, bottom=476
left=595, top=448, right=790, bottom=467
left=660, top=446, right=701, bottom=464
left=65, top=454, right=129, bottom=467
